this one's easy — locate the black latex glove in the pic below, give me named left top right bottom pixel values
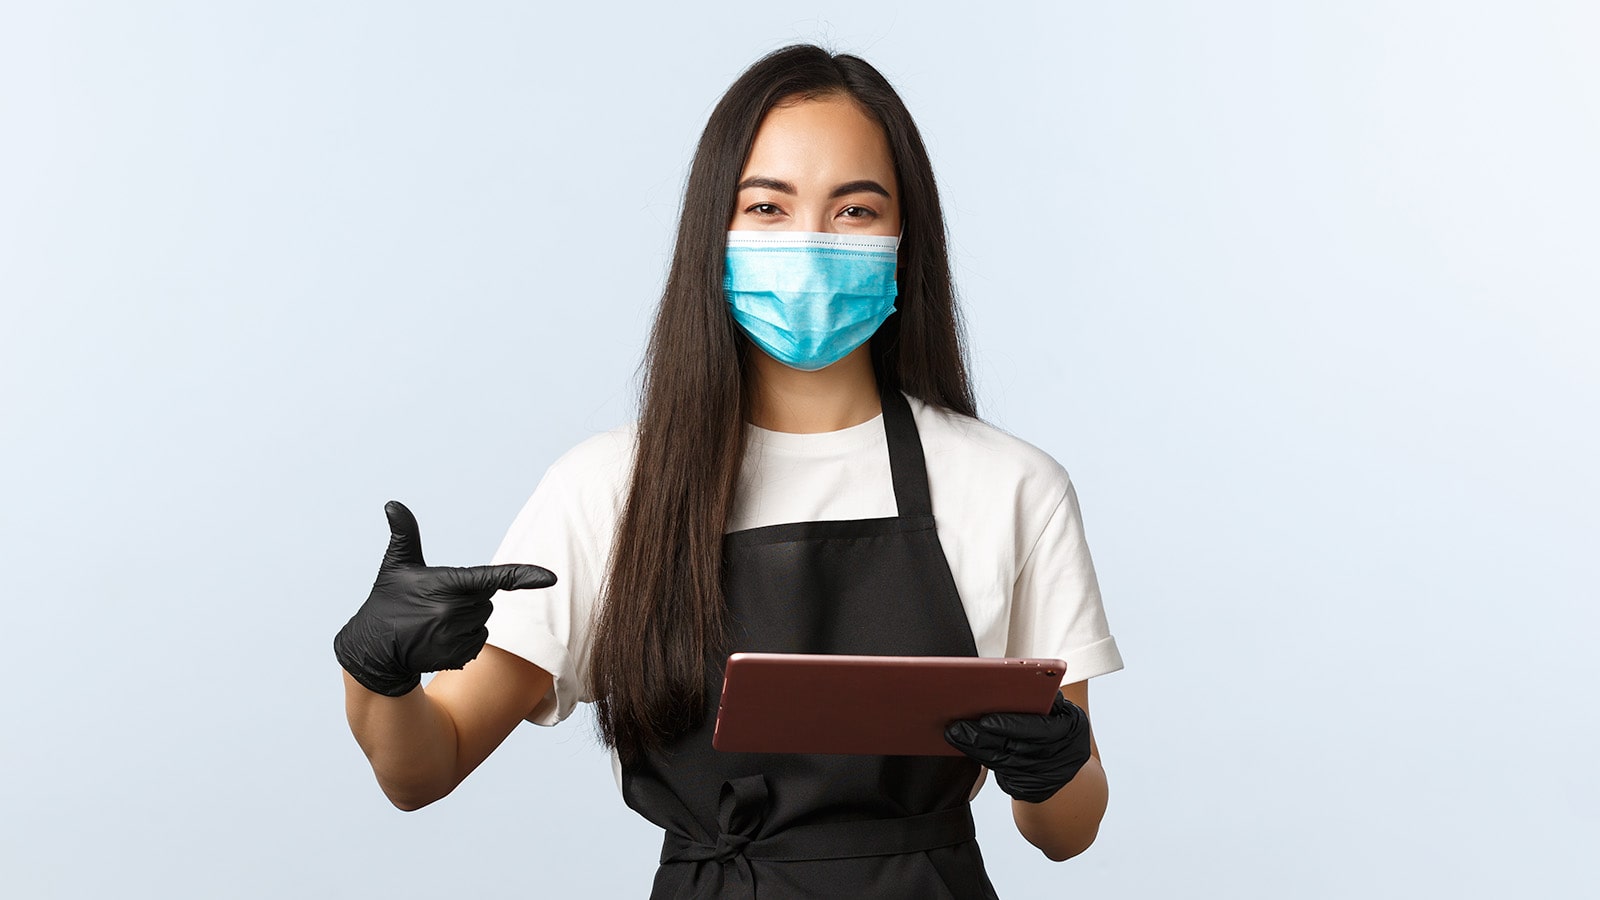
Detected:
left=944, top=694, right=1093, bottom=804
left=334, top=500, right=557, bottom=697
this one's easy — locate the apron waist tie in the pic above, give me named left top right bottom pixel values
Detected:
left=660, top=803, right=977, bottom=864
left=658, top=775, right=976, bottom=897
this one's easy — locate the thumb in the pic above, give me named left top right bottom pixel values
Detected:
left=382, top=500, right=427, bottom=568
left=452, top=563, right=559, bottom=594
left=975, top=711, right=1055, bottom=740
left=944, top=720, right=980, bottom=746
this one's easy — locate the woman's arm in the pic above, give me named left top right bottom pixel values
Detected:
left=343, top=645, right=552, bottom=811
left=1009, top=680, right=1107, bottom=860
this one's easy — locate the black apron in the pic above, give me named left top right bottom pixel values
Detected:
left=621, top=385, right=1001, bottom=899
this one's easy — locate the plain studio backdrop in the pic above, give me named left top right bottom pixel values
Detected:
left=2, top=2, right=1595, bottom=897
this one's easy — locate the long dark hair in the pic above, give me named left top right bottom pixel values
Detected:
left=590, top=44, right=976, bottom=763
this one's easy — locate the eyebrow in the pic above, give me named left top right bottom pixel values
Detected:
left=737, top=176, right=892, bottom=199
left=830, top=179, right=892, bottom=199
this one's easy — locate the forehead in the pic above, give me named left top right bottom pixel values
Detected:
left=740, top=95, right=896, bottom=188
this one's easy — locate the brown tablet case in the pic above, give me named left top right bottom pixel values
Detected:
left=711, top=652, right=1067, bottom=756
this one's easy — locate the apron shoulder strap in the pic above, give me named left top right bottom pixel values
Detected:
left=879, top=385, right=934, bottom=518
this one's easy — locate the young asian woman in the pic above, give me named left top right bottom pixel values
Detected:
left=336, top=43, right=1123, bottom=899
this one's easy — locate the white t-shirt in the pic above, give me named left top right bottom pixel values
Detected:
left=484, top=393, right=1124, bottom=730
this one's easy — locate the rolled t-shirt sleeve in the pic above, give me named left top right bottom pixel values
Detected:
left=1006, top=477, right=1124, bottom=683
left=482, top=459, right=610, bottom=726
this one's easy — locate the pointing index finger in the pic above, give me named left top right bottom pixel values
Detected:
left=452, top=563, right=558, bottom=595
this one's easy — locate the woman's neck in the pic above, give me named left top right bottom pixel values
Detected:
left=746, top=344, right=881, bottom=433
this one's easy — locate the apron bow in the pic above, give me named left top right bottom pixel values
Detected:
left=658, top=775, right=770, bottom=897
left=711, top=831, right=754, bottom=864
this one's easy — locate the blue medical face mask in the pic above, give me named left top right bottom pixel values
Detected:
left=724, top=230, right=900, bottom=372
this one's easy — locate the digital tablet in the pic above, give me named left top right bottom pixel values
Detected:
left=711, top=652, right=1067, bottom=756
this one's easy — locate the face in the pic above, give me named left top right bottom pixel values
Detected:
left=730, top=94, right=901, bottom=236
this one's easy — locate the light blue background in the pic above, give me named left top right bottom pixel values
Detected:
left=2, top=2, right=1595, bottom=897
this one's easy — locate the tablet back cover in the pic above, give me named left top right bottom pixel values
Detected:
left=711, top=653, right=1066, bottom=756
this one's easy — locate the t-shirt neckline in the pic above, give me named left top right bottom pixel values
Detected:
left=744, top=412, right=886, bottom=456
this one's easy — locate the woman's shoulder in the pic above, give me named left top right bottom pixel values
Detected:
left=535, top=421, right=639, bottom=506
left=906, top=394, right=1073, bottom=496
left=547, top=421, right=638, bottom=472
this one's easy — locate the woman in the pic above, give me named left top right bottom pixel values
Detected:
left=336, top=44, right=1123, bottom=898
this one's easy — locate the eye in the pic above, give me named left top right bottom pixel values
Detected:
left=839, top=205, right=877, bottom=220
left=745, top=202, right=784, bottom=217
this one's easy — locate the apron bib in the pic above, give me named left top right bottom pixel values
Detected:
left=621, top=384, right=1000, bottom=899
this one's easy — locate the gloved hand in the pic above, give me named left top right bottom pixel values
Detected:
left=944, top=694, right=1093, bottom=804
left=334, top=500, right=557, bottom=697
